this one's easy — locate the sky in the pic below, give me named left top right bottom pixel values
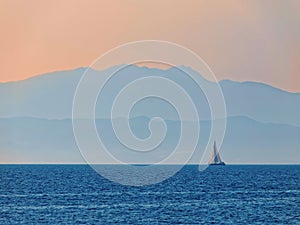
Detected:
left=0, top=0, right=299, bottom=92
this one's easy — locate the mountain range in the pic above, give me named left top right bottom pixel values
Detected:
left=0, top=65, right=299, bottom=164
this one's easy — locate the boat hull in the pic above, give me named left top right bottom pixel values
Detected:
left=209, top=162, right=226, bottom=166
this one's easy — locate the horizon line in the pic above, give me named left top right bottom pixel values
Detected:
left=1, top=163, right=299, bottom=166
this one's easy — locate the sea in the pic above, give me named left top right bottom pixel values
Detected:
left=0, top=165, right=299, bottom=224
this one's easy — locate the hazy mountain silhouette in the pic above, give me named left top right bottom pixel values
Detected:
left=0, top=65, right=299, bottom=126
left=0, top=116, right=299, bottom=164
left=0, top=65, right=299, bottom=163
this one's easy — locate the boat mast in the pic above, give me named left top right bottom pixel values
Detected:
left=210, top=142, right=215, bottom=163
left=213, top=141, right=219, bottom=163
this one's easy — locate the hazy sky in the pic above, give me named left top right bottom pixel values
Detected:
left=0, top=0, right=299, bottom=92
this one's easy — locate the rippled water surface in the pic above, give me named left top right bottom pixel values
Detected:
left=0, top=165, right=299, bottom=224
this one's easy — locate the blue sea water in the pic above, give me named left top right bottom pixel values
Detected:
left=0, top=165, right=299, bottom=224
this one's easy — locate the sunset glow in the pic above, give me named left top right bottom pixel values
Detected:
left=0, top=0, right=299, bottom=92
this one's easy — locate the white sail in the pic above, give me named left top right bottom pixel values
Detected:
left=210, top=141, right=225, bottom=165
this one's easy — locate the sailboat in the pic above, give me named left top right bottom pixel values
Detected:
left=209, top=141, right=226, bottom=166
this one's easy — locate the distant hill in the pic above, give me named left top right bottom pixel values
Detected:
left=0, top=116, right=299, bottom=164
left=0, top=65, right=299, bottom=126
left=0, top=65, right=299, bottom=164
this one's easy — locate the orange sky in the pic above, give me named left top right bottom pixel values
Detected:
left=0, top=0, right=299, bottom=92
